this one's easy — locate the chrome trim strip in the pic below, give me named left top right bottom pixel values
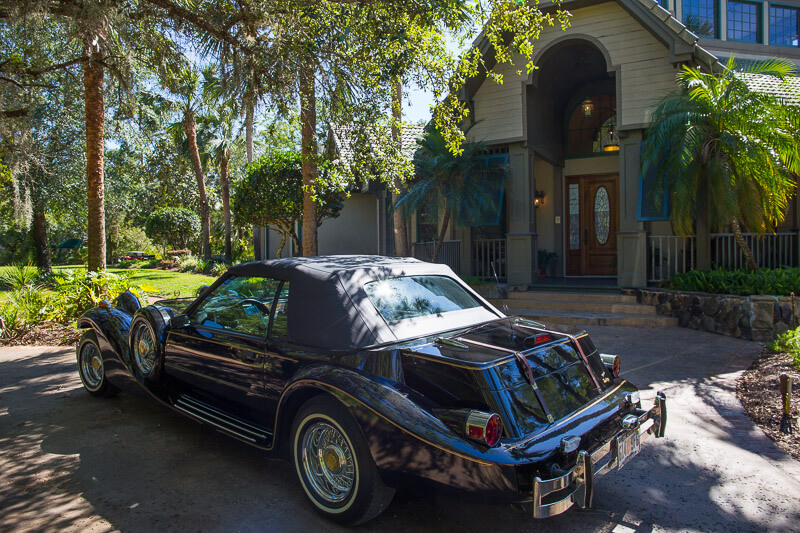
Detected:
left=178, top=395, right=273, bottom=436
left=175, top=397, right=270, bottom=441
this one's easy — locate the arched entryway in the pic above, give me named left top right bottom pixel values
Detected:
left=527, top=38, right=620, bottom=278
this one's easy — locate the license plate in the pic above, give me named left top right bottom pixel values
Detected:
left=616, top=431, right=641, bottom=469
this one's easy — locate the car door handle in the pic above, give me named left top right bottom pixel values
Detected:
left=238, top=349, right=262, bottom=366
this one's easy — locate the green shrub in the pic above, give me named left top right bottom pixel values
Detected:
left=662, top=268, right=800, bottom=296
left=145, top=208, right=201, bottom=252
left=768, top=327, right=800, bottom=370
left=50, top=269, right=155, bottom=321
left=0, top=264, right=42, bottom=289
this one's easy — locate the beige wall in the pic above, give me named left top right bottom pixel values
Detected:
left=469, top=2, right=679, bottom=144
left=318, top=193, right=380, bottom=256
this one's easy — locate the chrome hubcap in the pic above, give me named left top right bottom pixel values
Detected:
left=301, top=422, right=355, bottom=503
left=80, top=342, right=103, bottom=389
left=133, top=324, right=155, bottom=375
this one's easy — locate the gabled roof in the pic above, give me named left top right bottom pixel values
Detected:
left=464, top=0, right=721, bottom=99
left=330, top=124, right=425, bottom=166
left=736, top=72, right=800, bottom=104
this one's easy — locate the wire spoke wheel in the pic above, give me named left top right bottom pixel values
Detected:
left=132, top=322, right=156, bottom=376
left=79, top=341, right=104, bottom=390
left=301, top=422, right=356, bottom=503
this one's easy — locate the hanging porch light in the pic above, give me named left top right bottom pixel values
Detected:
left=581, top=98, right=594, bottom=117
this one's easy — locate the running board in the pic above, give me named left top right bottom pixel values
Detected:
left=174, top=394, right=273, bottom=445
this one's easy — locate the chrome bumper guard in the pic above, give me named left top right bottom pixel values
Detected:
left=532, top=391, right=667, bottom=519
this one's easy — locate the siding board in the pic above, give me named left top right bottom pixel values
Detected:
left=470, top=1, right=682, bottom=142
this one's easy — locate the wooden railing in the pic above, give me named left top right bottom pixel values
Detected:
left=472, top=238, right=506, bottom=281
left=711, top=232, right=797, bottom=270
left=647, top=235, right=696, bottom=283
left=412, top=240, right=461, bottom=274
left=648, top=232, right=798, bottom=282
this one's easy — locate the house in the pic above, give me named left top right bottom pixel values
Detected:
left=255, top=125, right=426, bottom=259
left=451, top=0, right=800, bottom=287
left=258, top=0, right=800, bottom=286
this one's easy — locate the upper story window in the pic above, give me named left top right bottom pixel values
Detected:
left=683, top=0, right=719, bottom=38
left=728, top=0, right=762, bottom=42
left=770, top=4, right=800, bottom=46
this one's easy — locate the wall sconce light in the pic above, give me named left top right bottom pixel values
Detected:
left=581, top=98, right=594, bottom=117
left=534, top=190, right=546, bottom=207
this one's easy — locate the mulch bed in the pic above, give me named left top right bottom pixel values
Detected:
left=0, top=322, right=80, bottom=347
left=737, top=350, right=800, bottom=460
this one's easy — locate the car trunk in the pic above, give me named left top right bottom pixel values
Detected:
left=402, top=319, right=614, bottom=438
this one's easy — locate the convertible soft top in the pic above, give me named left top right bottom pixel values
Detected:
left=226, top=255, right=500, bottom=351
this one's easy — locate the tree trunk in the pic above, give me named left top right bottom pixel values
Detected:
left=731, top=218, right=758, bottom=271
left=276, top=231, right=287, bottom=258
left=221, top=151, right=232, bottom=263
left=299, top=62, right=318, bottom=257
left=84, top=42, right=106, bottom=273
left=183, top=109, right=211, bottom=261
left=31, top=207, right=51, bottom=274
left=246, top=97, right=261, bottom=261
left=391, top=79, right=409, bottom=257
left=432, top=205, right=451, bottom=263
left=245, top=99, right=254, bottom=165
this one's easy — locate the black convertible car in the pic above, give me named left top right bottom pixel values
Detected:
left=75, top=255, right=666, bottom=525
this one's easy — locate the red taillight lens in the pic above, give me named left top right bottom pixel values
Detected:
left=484, top=414, right=502, bottom=446
left=466, top=411, right=503, bottom=447
left=533, top=333, right=552, bottom=345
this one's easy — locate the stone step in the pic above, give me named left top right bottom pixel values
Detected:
left=503, top=308, right=679, bottom=327
left=491, top=298, right=657, bottom=315
left=505, top=291, right=637, bottom=304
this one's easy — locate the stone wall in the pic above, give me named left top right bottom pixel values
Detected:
left=622, top=289, right=800, bottom=341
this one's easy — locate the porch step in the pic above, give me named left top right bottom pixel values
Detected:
left=489, top=290, right=677, bottom=327
left=504, top=291, right=637, bottom=304
left=500, top=309, right=678, bottom=327
left=495, top=298, right=657, bottom=315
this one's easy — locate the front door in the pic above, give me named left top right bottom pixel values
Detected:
left=565, top=175, right=619, bottom=276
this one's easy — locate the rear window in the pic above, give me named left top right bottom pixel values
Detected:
left=364, top=276, right=481, bottom=322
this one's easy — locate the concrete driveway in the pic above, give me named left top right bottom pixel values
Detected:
left=1, top=326, right=799, bottom=532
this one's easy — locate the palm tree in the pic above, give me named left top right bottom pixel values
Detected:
left=165, top=67, right=212, bottom=261
left=642, top=58, right=800, bottom=271
left=396, top=127, right=508, bottom=262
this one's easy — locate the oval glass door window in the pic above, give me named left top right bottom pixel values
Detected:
left=594, top=187, right=610, bottom=245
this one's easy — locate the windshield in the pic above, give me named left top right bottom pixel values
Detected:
left=364, top=276, right=482, bottom=322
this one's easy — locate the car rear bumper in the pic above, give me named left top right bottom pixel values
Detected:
left=531, top=391, right=667, bottom=518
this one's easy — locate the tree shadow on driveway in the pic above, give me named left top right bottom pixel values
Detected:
left=1, top=337, right=798, bottom=532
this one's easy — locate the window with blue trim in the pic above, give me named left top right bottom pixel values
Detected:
left=638, top=145, right=670, bottom=221
left=770, top=4, right=800, bottom=47
left=659, top=0, right=670, bottom=9
left=683, top=0, right=718, bottom=37
left=728, top=0, right=762, bottom=42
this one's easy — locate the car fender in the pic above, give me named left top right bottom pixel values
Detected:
left=278, top=365, right=521, bottom=495
left=279, top=365, right=509, bottom=464
left=77, top=304, right=135, bottom=386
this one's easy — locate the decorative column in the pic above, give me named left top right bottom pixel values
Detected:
left=505, top=144, right=538, bottom=284
left=617, top=131, right=647, bottom=287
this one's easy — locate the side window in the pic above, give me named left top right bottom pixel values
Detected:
left=270, top=281, right=290, bottom=339
left=190, top=276, right=280, bottom=337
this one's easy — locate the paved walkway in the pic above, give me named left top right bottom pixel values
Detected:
left=1, top=326, right=798, bottom=532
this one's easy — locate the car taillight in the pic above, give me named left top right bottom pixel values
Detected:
left=600, top=353, right=620, bottom=377
left=533, top=333, right=552, bottom=345
left=466, top=411, right=503, bottom=447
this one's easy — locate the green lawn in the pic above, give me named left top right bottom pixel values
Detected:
left=51, top=265, right=216, bottom=298
left=0, top=265, right=215, bottom=301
